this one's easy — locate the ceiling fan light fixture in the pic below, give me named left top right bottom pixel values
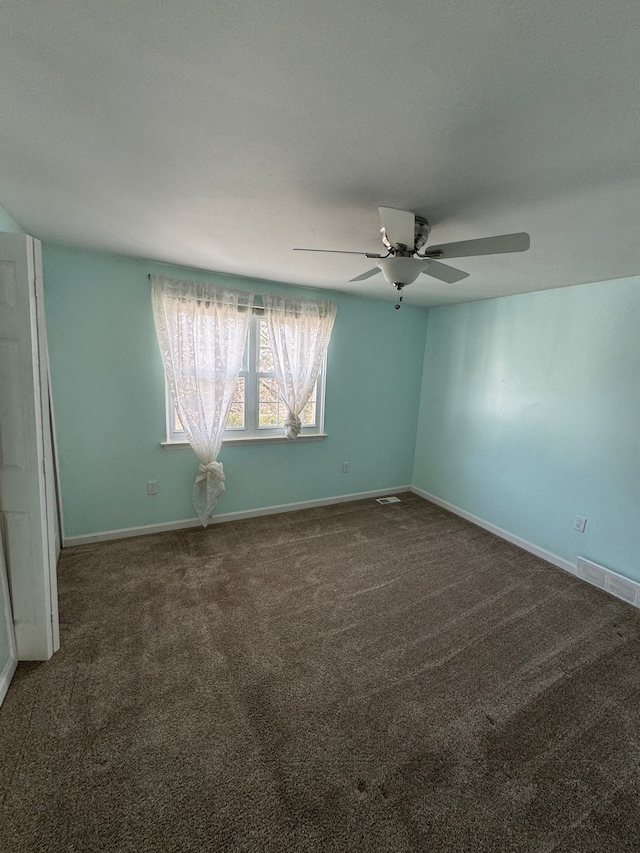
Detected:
left=375, top=257, right=425, bottom=287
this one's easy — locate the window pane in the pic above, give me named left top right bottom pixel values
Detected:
left=255, top=378, right=318, bottom=427
left=259, top=348, right=274, bottom=372
left=229, top=377, right=245, bottom=427
left=258, top=320, right=275, bottom=372
left=227, top=402, right=245, bottom=428
left=301, top=399, right=316, bottom=425
left=233, top=376, right=245, bottom=404
left=259, top=402, right=284, bottom=427
left=259, top=377, right=279, bottom=402
left=173, top=376, right=246, bottom=434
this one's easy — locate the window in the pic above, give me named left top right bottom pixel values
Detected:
left=166, top=313, right=326, bottom=443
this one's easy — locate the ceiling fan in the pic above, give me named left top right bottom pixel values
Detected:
left=294, top=207, right=530, bottom=306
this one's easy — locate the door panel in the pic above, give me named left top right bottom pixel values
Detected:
left=0, top=260, right=17, bottom=307
left=0, top=340, right=29, bottom=470
left=0, top=528, right=17, bottom=706
left=2, top=512, right=37, bottom=623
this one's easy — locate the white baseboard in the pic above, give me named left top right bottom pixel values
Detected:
left=411, top=487, right=640, bottom=611
left=63, top=486, right=412, bottom=547
left=410, top=486, right=577, bottom=575
left=62, top=485, right=639, bottom=612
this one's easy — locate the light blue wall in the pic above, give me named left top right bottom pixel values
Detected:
left=43, top=245, right=428, bottom=538
left=0, top=201, right=24, bottom=233
left=42, top=242, right=640, bottom=578
left=413, top=277, right=640, bottom=582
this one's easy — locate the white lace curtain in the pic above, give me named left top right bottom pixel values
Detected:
left=263, top=293, right=337, bottom=439
left=151, top=275, right=254, bottom=524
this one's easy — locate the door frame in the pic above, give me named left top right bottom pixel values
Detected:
left=32, top=239, right=60, bottom=650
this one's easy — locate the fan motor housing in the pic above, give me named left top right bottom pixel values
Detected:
left=381, top=215, right=430, bottom=254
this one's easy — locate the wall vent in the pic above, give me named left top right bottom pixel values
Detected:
left=377, top=496, right=401, bottom=505
left=576, top=557, right=639, bottom=606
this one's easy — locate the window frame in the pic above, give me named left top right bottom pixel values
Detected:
left=164, top=308, right=328, bottom=445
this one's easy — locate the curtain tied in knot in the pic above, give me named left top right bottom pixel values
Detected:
left=195, top=460, right=226, bottom=486
left=193, top=460, right=226, bottom=523
left=284, top=411, right=302, bottom=440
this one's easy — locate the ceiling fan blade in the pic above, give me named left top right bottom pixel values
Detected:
left=293, top=248, right=384, bottom=258
left=295, top=248, right=366, bottom=255
left=378, top=207, right=416, bottom=251
left=421, top=259, right=469, bottom=284
left=424, top=232, right=530, bottom=259
left=349, top=268, right=380, bottom=282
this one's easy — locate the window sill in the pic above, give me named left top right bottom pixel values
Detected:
left=161, top=433, right=328, bottom=449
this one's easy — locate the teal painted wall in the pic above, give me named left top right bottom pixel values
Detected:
left=43, top=245, right=428, bottom=538
left=0, top=201, right=24, bottom=233
left=41, top=239, right=640, bottom=586
left=413, top=277, right=640, bottom=582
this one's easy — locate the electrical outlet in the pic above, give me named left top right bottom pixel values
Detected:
left=147, top=481, right=158, bottom=496
left=574, top=516, right=587, bottom=533
left=342, top=462, right=350, bottom=473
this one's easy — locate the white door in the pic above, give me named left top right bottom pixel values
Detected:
left=0, top=528, right=18, bottom=704
left=0, top=233, right=59, bottom=660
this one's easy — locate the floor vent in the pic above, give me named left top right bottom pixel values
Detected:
left=576, top=557, right=639, bottom=606
left=377, top=496, right=401, bottom=505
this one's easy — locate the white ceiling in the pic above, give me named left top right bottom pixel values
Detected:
left=1, top=0, right=640, bottom=307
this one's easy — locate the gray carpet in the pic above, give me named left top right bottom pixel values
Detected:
left=2, top=493, right=640, bottom=852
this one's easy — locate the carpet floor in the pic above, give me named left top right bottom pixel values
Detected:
left=2, top=493, right=640, bottom=852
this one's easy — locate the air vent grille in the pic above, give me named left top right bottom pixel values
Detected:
left=576, top=557, right=639, bottom=607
